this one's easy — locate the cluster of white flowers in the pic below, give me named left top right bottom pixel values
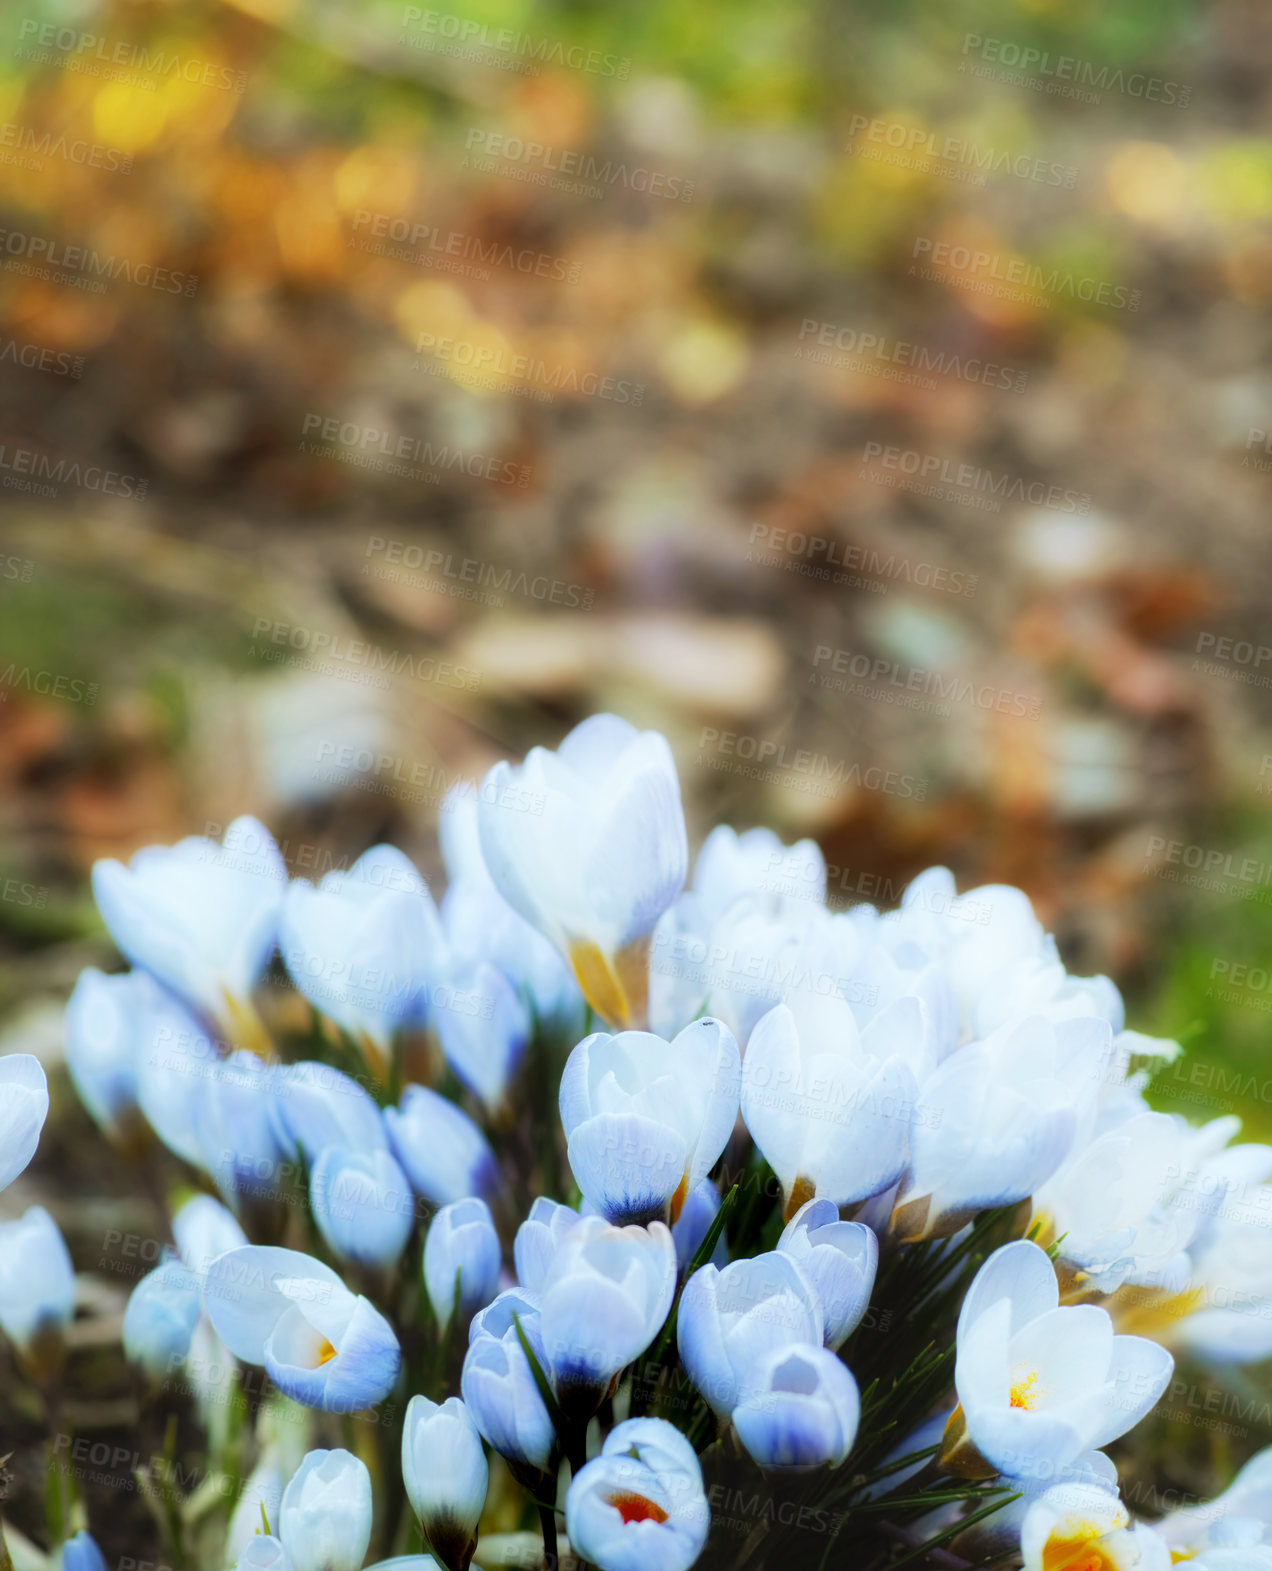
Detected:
left=2, top=712, right=1270, bottom=1571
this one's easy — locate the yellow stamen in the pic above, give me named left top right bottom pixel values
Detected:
left=1010, top=1367, right=1042, bottom=1410
left=315, top=1338, right=338, bottom=1366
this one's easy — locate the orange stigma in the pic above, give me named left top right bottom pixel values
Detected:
left=607, top=1492, right=668, bottom=1526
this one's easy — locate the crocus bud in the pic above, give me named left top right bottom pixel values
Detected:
left=777, top=1198, right=877, bottom=1350
left=173, top=1193, right=248, bottom=1280
left=402, top=1395, right=488, bottom=1571
left=424, top=1199, right=501, bottom=1330
left=205, top=1246, right=400, bottom=1412
left=565, top=1417, right=709, bottom=1571
left=385, top=1085, right=496, bottom=1207
left=676, top=1252, right=822, bottom=1418
left=310, top=1146, right=415, bottom=1269
left=435, top=958, right=530, bottom=1113
left=132, top=978, right=219, bottom=1168
left=513, top=1197, right=580, bottom=1291
left=439, top=804, right=583, bottom=1035
left=559, top=1017, right=740, bottom=1225
left=91, top=816, right=286, bottom=1041
left=461, top=1291, right=556, bottom=1474
left=279, top=1449, right=373, bottom=1571
left=0, top=1051, right=49, bottom=1192
left=741, top=998, right=918, bottom=1216
left=194, top=1048, right=287, bottom=1206
left=539, top=1217, right=676, bottom=1422
left=0, top=1204, right=75, bottom=1380
left=271, top=1062, right=386, bottom=1166
left=64, top=969, right=143, bottom=1147
left=236, top=1535, right=294, bottom=1571
left=280, top=846, right=442, bottom=1074
left=478, top=714, right=688, bottom=1030
left=61, top=1532, right=108, bottom=1571
left=123, top=1256, right=202, bottom=1379
left=732, top=1342, right=861, bottom=1470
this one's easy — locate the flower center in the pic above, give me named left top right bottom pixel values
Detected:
left=607, top=1492, right=668, bottom=1526
left=315, top=1338, right=338, bottom=1366
left=1041, top=1532, right=1116, bottom=1571
left=1010, top=1366, right=1042, bottom=1409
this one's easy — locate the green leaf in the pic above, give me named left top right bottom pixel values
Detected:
left=511, top=1311, right=563, bottom=1433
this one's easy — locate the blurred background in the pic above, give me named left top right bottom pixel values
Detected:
left=1, top=0, right=1271, bottom=1556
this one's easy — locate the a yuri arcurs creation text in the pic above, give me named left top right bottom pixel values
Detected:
left=4, top=713, right=1270, bottom=1571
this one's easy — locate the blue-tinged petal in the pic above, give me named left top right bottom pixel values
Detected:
left=204, top=1245, right=348, bottom=1363
left=265, top=1296, right=400, bottom=1413
left=567, top=1112, right=687, bottom=1224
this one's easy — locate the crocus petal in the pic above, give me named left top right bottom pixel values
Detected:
left=0, top=1052, right=49, bottom=1191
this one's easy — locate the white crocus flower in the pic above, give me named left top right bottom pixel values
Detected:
left=1157, top=1445, right=1272, bottom=1560
left=281, top=845, right=443, bottom=1079
left=1033, top=1111, right=1200, bottom=1297
left=946, top=1240, right=1173, bottom=1481
left=477, top=713, right=687, bottom=1030
left=279, top=1448, right=372, bottom=1571
left=893, top=1014, right=1110, bottom=1242
left=205, top=1245, right=400, bottom=1412
left=690, top=824, right=825, bottom=922
left=559, top=1017, right=740, bottom=1224
left=1020, top=1480, right=1171, bottom=1571
left=91, top=816, right=285, bottom=1046
left=0, top=1204, right=75, bottom=1380
left=741, top=992, right=918, bottom=1218
left=402, top=1395, right=488, bottom=1571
